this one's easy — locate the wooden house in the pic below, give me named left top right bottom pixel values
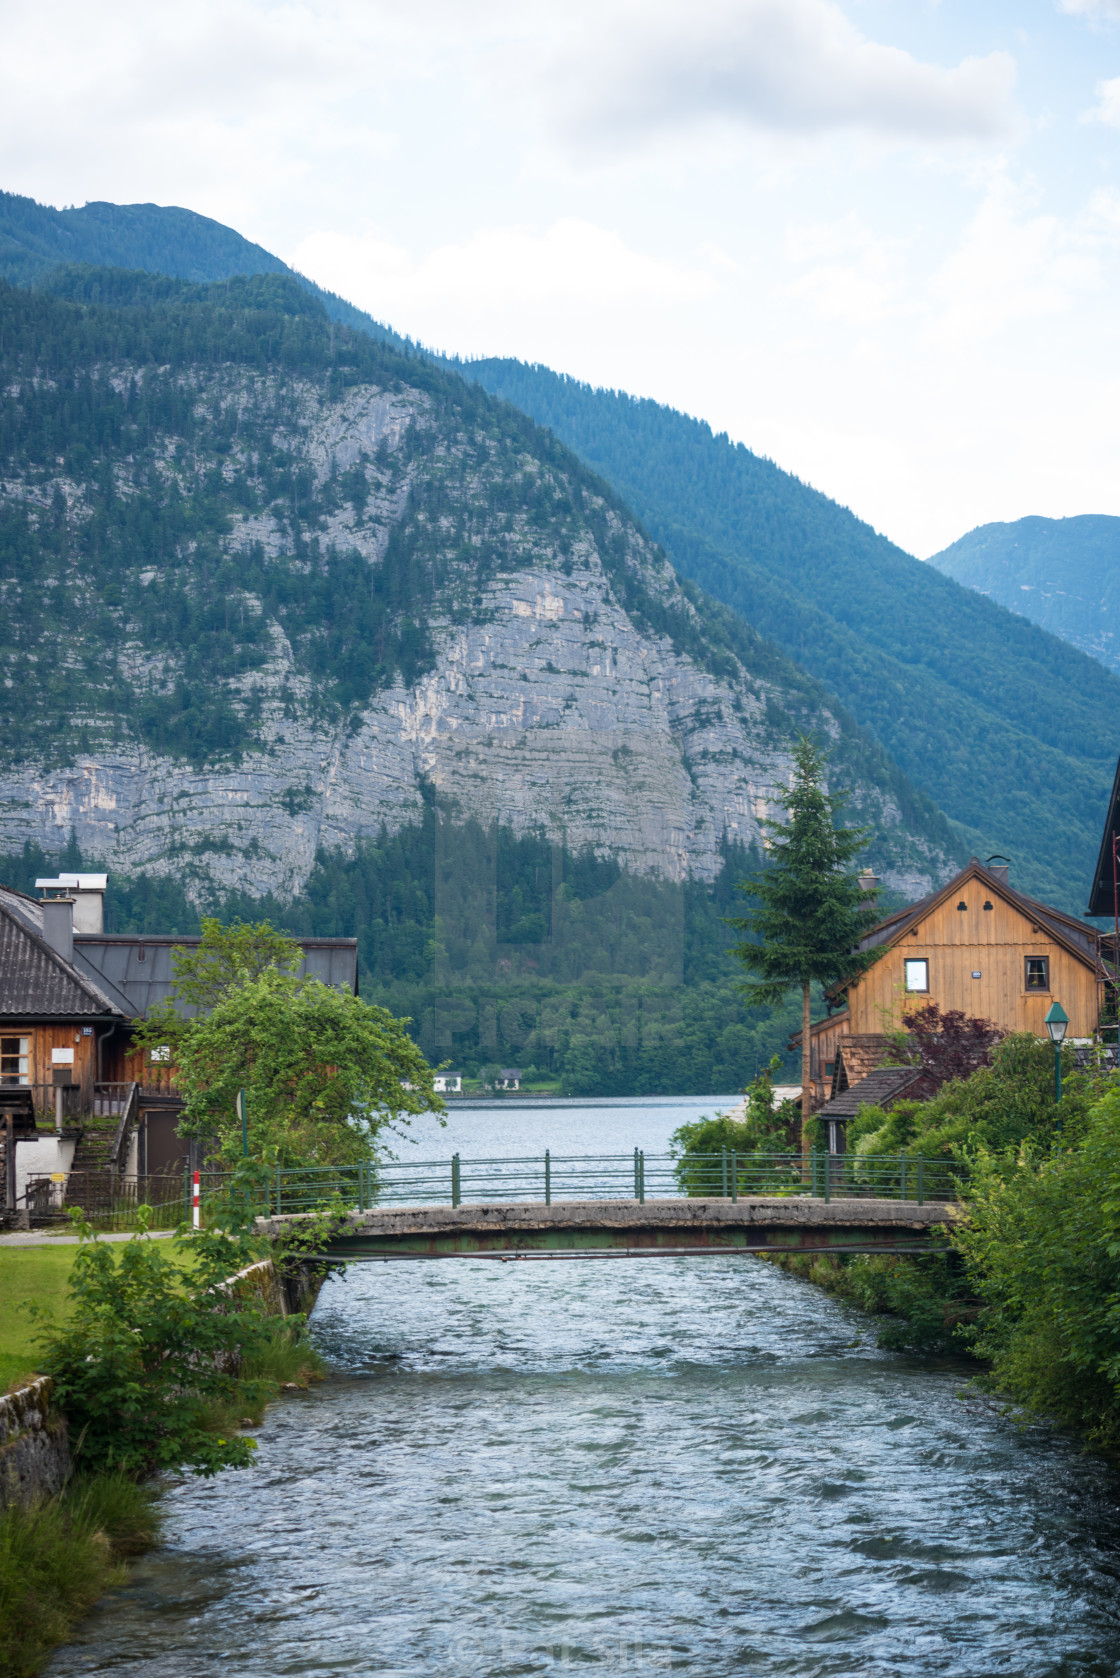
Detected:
left=797, top=857, right=1108, bottom=1108
left=0, top=876, right=357, bottom=1217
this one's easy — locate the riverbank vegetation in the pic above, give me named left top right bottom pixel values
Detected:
left=1, top=1205, right=326, bottom=1677
left=675, top=1032, right=1120, bottom=1451
left=0, top=1472, right=161, bottom=1678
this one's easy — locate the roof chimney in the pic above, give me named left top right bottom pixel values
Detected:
left=986, top=856, right=1010, bottom=886
left=857, top=869, right=880, bottom=896
left=41, top=897, right=74, bottom=964
left=36, top=873, right=106, bottom=934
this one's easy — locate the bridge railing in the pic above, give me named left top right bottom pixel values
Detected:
left=179, top=1148, right=968, bottom=1220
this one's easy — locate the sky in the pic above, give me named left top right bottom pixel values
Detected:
left=3, top=0, right=1120, bottom=556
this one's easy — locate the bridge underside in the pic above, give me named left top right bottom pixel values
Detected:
left=262, top=1197, right=953, bottom=1262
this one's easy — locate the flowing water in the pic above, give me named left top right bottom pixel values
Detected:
left=50, top=1100, right=1120, bottom=1677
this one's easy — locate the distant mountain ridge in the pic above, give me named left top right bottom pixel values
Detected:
left=928, top=515, right=1120, bottom=675
left=0, top=190, right=1117, bottom=909
left=0, top=189, right=413, bottom=355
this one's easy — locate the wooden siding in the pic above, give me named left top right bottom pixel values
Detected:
left=6, top=1025, right=99, bottom=1100
left=848, top=888, right=1101, bottom=1037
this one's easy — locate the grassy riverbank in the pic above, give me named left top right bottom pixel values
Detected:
left=0, top=1242, right=193, bottom=1392
left=0, top=1227, right=327, bottom=1678
left=0, top=1473, right=160, bottom=1678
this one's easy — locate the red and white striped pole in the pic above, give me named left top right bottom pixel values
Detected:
left=192, top=1170, right=200, bottom=1230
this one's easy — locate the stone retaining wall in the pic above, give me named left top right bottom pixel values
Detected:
left=0, top=1377, right=70, bottom=1512
left=1, top=1251, right=325, bottom=1511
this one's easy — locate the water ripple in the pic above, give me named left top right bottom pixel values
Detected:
left=49, top=1247, right=1120, bottom=1677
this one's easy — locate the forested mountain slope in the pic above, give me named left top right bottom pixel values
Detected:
left=1, top=192, right=1110, bottom=907
left=0, top=190, right=412, bottom=354
left=457, top=363, right=1120, bottom=909
left=929, top=515, right=1120, bottom=675
left=0, top=268, right=949, bottom=900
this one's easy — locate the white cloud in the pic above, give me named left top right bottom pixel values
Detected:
left=292, top=219, right=719, bottom=356
left=533, top=0, right=1017, bottom=156
left=925, top=175, right=1106, bottom=344
left=1084, top=74, right=1120, bottom=125
left=1058, top=0, right=1120, bottom=17
left=783, top=215, right=907, bottom=326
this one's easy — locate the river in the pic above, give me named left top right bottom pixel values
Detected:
left=49, top=1098, right=1120, bottom=1677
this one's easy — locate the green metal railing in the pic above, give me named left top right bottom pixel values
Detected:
left=180, top=1148, right=967, bottom=1221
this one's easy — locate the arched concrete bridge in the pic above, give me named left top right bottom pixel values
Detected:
left=260, top=1196, right=955, bottom=1261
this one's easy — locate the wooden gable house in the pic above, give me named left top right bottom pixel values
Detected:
left=798, top=857, right=1108, bottom=1107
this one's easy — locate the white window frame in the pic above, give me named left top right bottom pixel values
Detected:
left=0, top=1035, right=30, bottom=1085
left=904, top=958, right=929, bottom=993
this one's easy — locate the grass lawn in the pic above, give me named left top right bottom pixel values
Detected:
left=0, top=1239, right=189, bottom=1393
left=0, top=1247, right=87, bottom=1391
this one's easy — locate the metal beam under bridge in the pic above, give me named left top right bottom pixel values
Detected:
left=260, top=1197, right=956, bottom=1260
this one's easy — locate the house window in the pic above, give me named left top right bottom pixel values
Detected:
left=824, top=1060, right=835, bottom=1078
left=0, top=1036, right=29, bottom=1085
left=1025, top=956, right=1050, bottom=992
left=904, top=958, right=929, bottom=992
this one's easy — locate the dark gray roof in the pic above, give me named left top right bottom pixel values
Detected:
left=0, top=887, right=126, bottom=1020
left=818, top=1066, right=924, bottom=1121
left=74, top=935, right=359, bottom=1019
left=0, top=882, right=359, bottom=1022
left=1088, top=751, right=1120, bottom=917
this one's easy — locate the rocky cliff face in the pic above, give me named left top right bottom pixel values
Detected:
left=0, top=275, right=955, bottom=901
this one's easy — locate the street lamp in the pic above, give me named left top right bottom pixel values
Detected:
left=1044, top=1001, right=1069, bottom=1109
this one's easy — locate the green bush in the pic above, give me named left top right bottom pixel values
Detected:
left=850, top=1033, right=1100, bottom=1163
left=32, top=1211, right=272, bottom=1478
left=671, top=1058, right=801, bottom=1195
left=955, top=1085, right=1120, bottom=1451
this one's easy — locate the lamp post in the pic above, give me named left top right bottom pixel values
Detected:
left=1044, top=1001, right=1069, bottom=1112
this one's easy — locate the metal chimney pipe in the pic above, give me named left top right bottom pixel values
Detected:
left=41, top=898, right=74, bottom=964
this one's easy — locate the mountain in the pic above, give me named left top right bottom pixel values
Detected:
left=928, top=515, right=1120, bottom=676
left=455, top=364, right=1120, bottom=911
left=1, top=191, right=1114, bottom=909
left=0, top=189, right=412, bottom=355
left=0, top=267, right=964, bottom=1091
left=0, top=266, right=950, bottom=901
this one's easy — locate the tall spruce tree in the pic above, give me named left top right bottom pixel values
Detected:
left=728, top=737, right=880, bottom=1153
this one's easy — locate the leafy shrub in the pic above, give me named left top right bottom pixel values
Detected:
left=32, top=1210, right=272, bottom=1479
left=671, top=1057, right=801, bottom=1194
left=955, top=1085, right=1120, bottom=1451
left=850, top=1033, right=1098, bottom=1163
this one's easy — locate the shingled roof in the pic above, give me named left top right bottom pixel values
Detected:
left=0, top=887, right=126, bottom=1021
left=833, top=1035, right=901, bottom=1094
left=818, top=1066, right=925, bottom=1122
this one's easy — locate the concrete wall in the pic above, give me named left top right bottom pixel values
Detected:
left=15, top=1134, right=76, bottom=1209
